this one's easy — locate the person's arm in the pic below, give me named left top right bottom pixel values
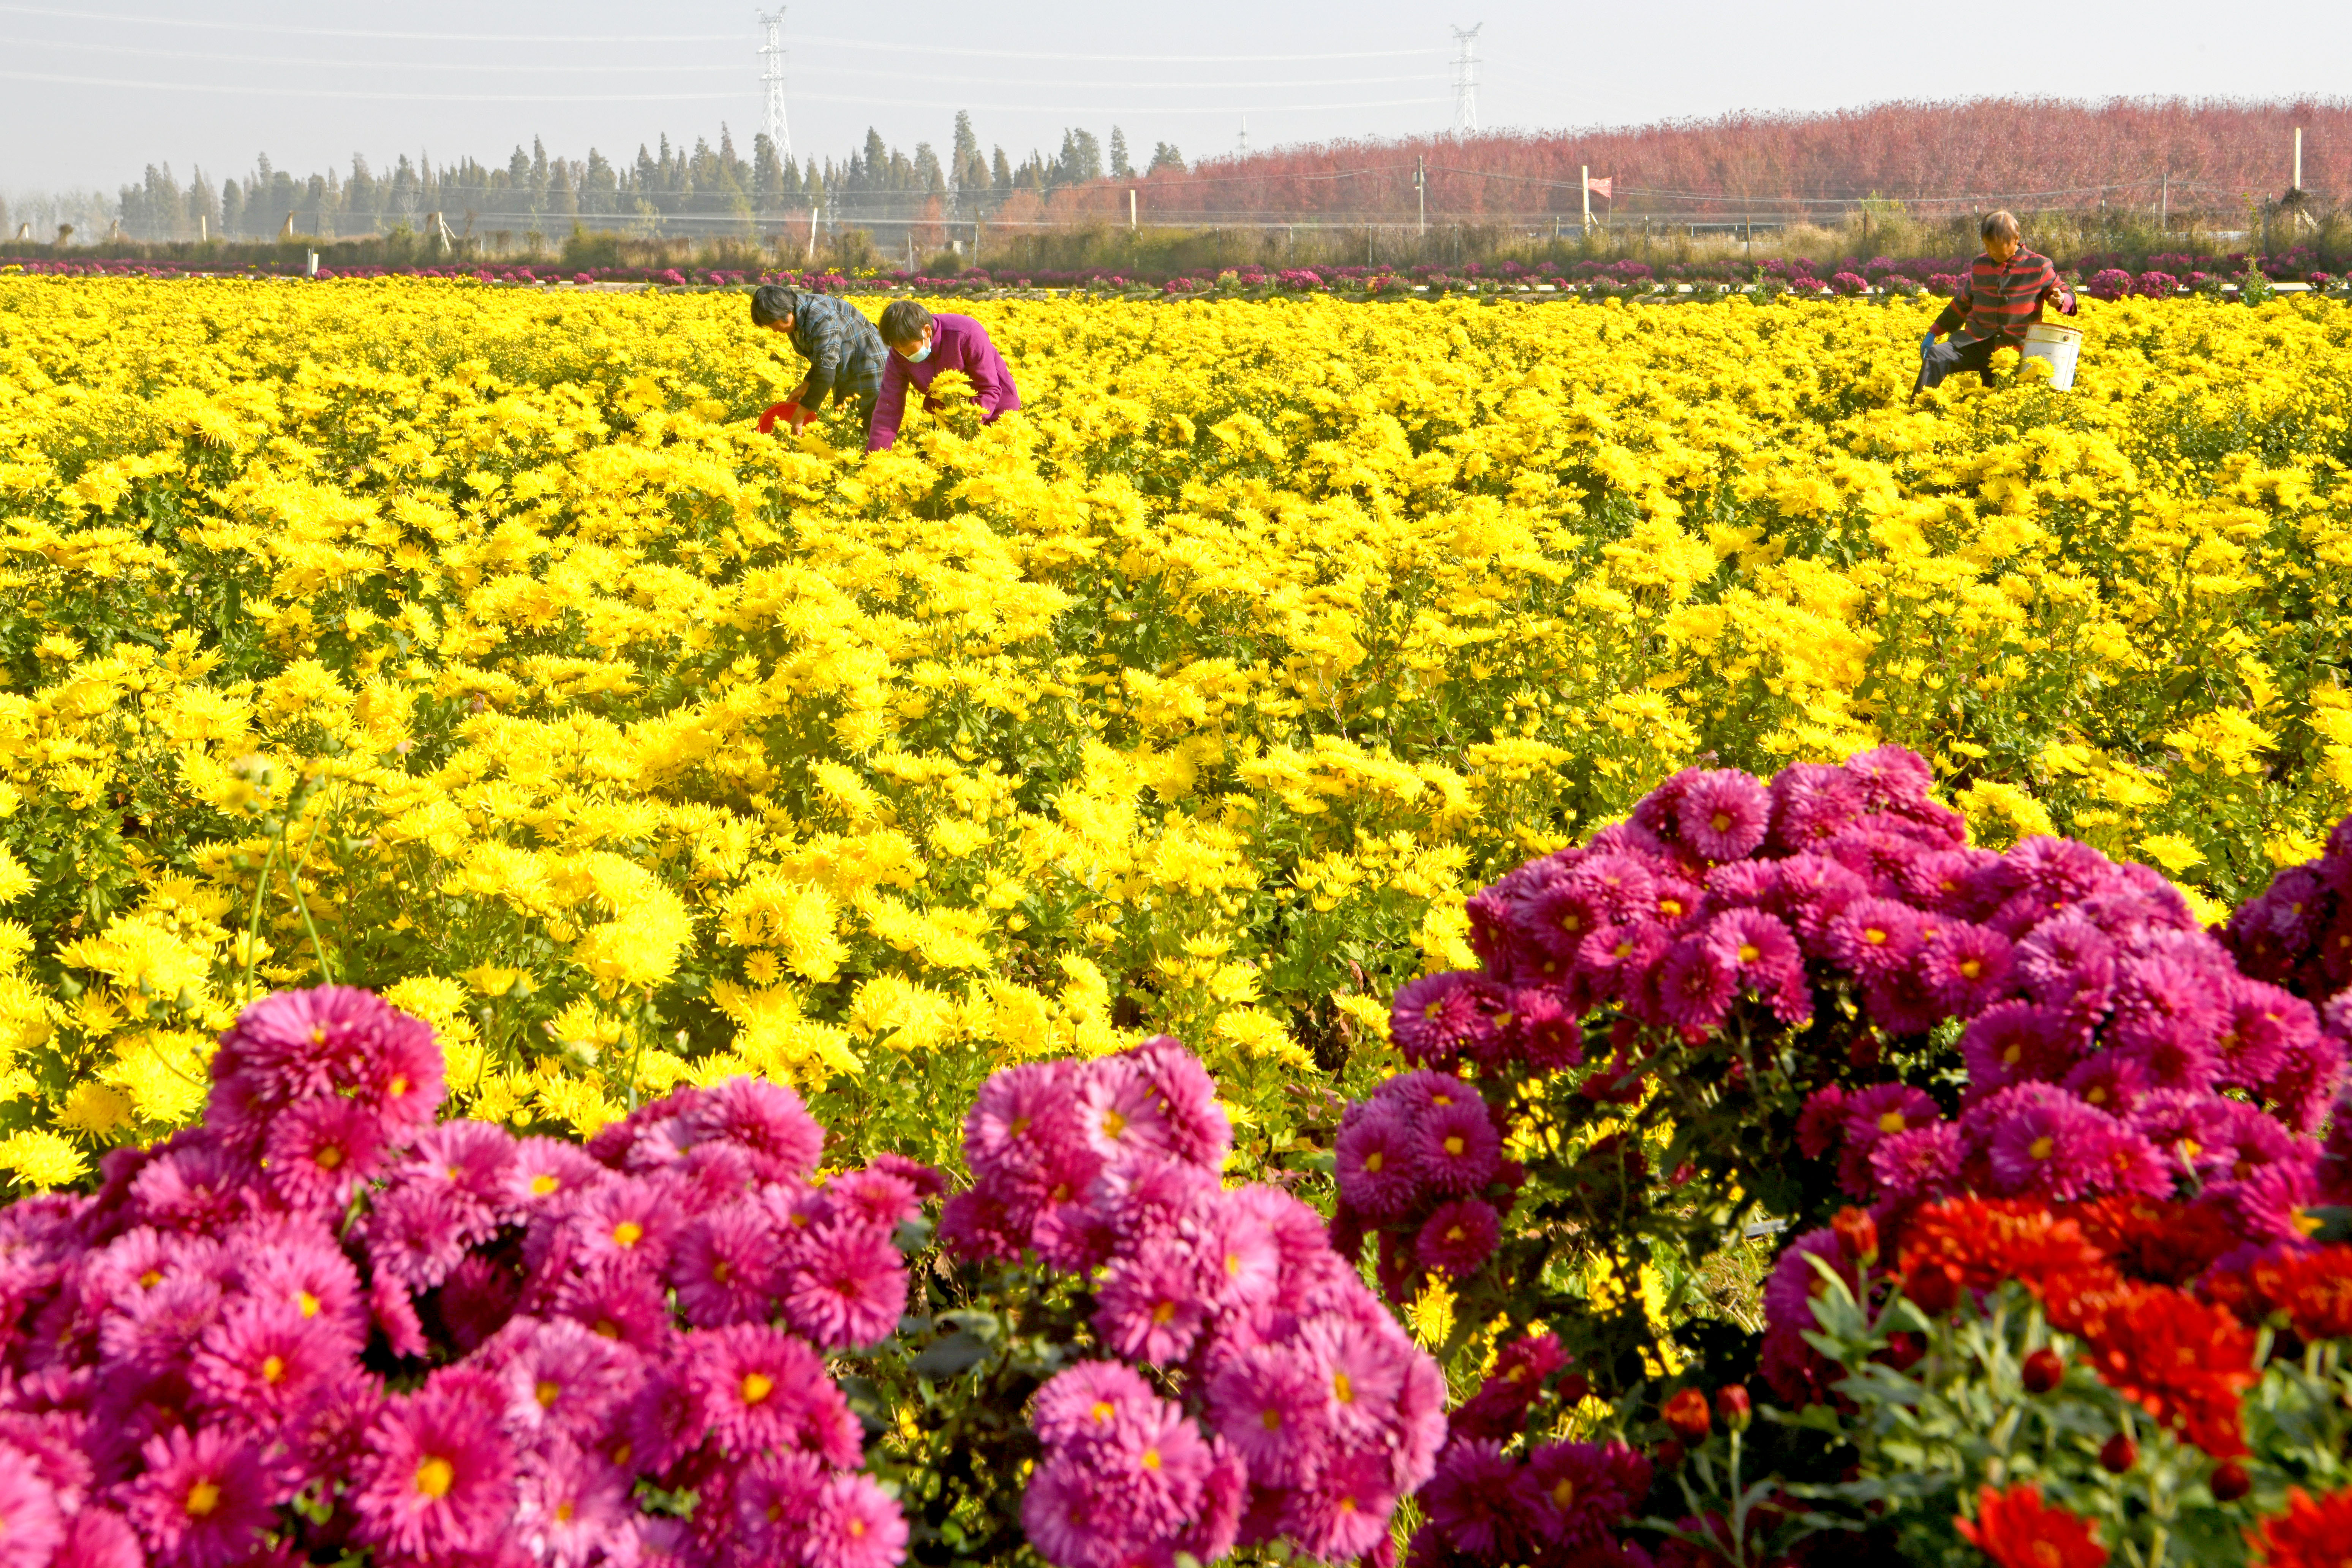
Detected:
left=2042, top=258, right=2077, bottom=316
left=867, top=353, right=911, bottom=452
left=1927, top=274, right=1970, bottom=338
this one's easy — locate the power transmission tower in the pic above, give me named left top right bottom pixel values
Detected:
left=759, top=10, right=791, bottom=160
left=1451, top=24, right=1482, bottom=133
left=1238, top=114, right=1250, bottom=156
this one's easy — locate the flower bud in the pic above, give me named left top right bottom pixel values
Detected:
left=1832, top=1206, right=1879, bottom=1267
left=1655, top=1438, right=1686, bottom=1469
left=2021, top=1348, right=2064, bottom=1395
left=1558, top=1372, right=1592, bottom=1405
left=2100, top=1433, right=2138, bottom=1474
left=1661, top=1387, right=1711, bottom=1441
left=1715, top=1384, right=1752, bottom=1432
left=1903, top=1266, right=1958, bottom=1316
left=2212, top=1461, right=2251, bottom=1502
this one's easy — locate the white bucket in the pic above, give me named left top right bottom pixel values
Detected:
left=2019, top=321, right=2083, bottom=390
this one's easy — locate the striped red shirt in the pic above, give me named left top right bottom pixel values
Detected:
left=1932, top=248, right=2077, bottom=347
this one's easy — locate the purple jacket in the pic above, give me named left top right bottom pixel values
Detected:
left=866, top=312, right=1021, bottom=450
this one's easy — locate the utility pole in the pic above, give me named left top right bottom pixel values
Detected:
left=1581, top=165, right=1591, bottom=234
left=1129, top=188, right=1137, bottom=232
left=1415, top=156, right=1426, bottom=236
left=758, top=11, right=792, bottom=161
left=1451, top=25, right=1482, bottom=133
left=2294, top=126, right=2304, bottom=193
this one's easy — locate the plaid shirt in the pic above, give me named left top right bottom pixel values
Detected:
left=786, top=292, right=887, bottom=409
left=1932, top=247, right=2077, bottom=348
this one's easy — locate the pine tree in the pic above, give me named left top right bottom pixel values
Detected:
left=1110, top=126, right=1133, bottom=179
left=992, top=146, right=1013, bottom=194
left=952, top=111, right=987, bottom=196
left=1148, top=142, right=1187, bottom=175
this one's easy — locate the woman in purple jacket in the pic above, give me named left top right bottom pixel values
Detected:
left=866, top=301, right=1021, bottom=451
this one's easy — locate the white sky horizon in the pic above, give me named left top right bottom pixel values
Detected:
left=2, top=0, right=2347, bottom=199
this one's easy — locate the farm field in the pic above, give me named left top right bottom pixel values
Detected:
left=5, top=277, right=2352, bottom=1568
left=0, top=278, right=2347, bottom=1184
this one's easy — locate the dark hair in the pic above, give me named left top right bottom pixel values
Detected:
left=1980, top=210, right=2021, bottom=243
left=750, top=285, right=798, bottom=326
left=879, top=300, right=933, bottom=347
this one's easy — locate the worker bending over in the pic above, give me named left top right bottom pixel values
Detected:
left=1916, top=210, right=2077, bottom=392
left=749, top=284, right=888, bottom=435
left=867, top=301, right=1021, bottom=452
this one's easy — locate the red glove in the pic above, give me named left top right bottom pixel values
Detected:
left=757, top=401, right=802, bottom=435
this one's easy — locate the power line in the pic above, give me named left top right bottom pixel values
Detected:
left=0, top=5, right=1437, bottom=59
left=0, top=35, right=743, bottom=72
left=5, top=35, right=1444, bottom=89
left=791, top=92, right=1449, bottom=114
left=0, top=68, right=741, bottom=101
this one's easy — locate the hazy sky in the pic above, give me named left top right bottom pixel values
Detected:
left=3, top=0, right=2347, bottom=196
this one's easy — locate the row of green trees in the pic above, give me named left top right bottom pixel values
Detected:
left=100, top=116, right=1193, bottom=244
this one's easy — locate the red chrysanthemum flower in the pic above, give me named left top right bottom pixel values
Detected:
left=2250, top=1485, right=2352, bottom=1568
left=1954, top=1483, right=2107, bottom=1568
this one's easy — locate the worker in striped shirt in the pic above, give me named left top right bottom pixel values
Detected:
left=1916, top=210, right=2077, bottom=392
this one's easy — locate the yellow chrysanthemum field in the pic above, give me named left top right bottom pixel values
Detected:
left=0, top=276, right=2346, bottom=1189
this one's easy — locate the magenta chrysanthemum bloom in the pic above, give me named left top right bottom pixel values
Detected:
left=1977, top=1085, right=2121, bottom=1200
left=1824, top=896, right=1924, bottom=979
left=800, top=1472, right=907, bottom=1568
left=1205, top=1346, right=1329, bottom=1485
left=1919, top=921, right=2015, bottom=1015
left=1795, top=1084, right=1846, bottom=1158
left=1704, top=909, right=1810, bottom=1023
left=264, top=1094, right=389, bottom=1213
left=1034, top=1361, right=1159, bottom=1447
left=188, top=1297, right=348, bottom=1423
left=1840, top=1082, right=1939, bottom=1161
left=1958, top=1001, right=2082, bottom=1097
left=495, top=1315, right=642, bottom=1445
left=731, top=1449, right=827, bottom=1561
left=1577, top=918, right=1671, bottom=1004
left=669, top=1202, right=779, bottom=1328
left=820, top=1168, right=924, bottom=1231
left=508, top=1138, right=604, bottom=1214
left=621, top=1370, right=708, bottom=1477
left=1075, top=1059, right=1173, bottom=1163
left=549, top=1254, right=670, bottom=1350
left=2015, top=912, right=2118, bottom=1013
left=1020, top=1460, right=1131, bottom=1568
left=1868, top=1121, right=1966, bottom=1204
left=1129, top=1038, right=1232, bottom=1168
left=2211, top=1156, right=2326, bottom=1245
left=961, top=1061, right=1074, bottom=1170
left=403, top=1120, right=519, bottom=1225
left=568, top=1176, right=684, bottom=1274
left=2211, top=976, right=2315, bottom=1090
left=1093, top=1238, right=1209, bottom=1365
left=514, top=1439, right=634, bottom=1568
left=125, top=1425, right=285, bottom=1568
left=1283, top=1448, right=1398, bottom=1559
left=212, top=985, right=382, bottom=1102
left=1516, top=1440, right=1653, bottom=1550
left=686, top=1323, right=831, bottom=1460
left=1414, top=1099, right=1501, bottom=1196
left=1416, top=1198, right=1501, bottom=1277
left=1391, top=971, right=1493, bottom=1069
left=126, top=1139, right=251, bottom=1233
left=1092, top=1154, right=1219, bottom=1242
left=1093, top=1396, right=1214, bottom=1539
left=2063, top=1050, right=2152, bottom=1116
left=1421, top=1439, right=1527, bottom=1557
left=682, top=1076, right=825, bottom=1181
left=1334, top=1108, right=1419, bottom=1222
left=1507, top=988, right=1586, bottom=1071
left=1657, top=937, right=1736, bottom=1032
left=52, top=1506, right=140, bottom=1568
left=781, top=1218, right=907, bottom=1351
left=364, top=1179, right=476, bottom=1291
left=1676, top=769, right=1770, bottom=862
left=350, top=1368, right=517, bottom=1564
left=1768, top=764, right=1867, bottom=853
left=1302, top=1313, right=1409, bottom=1441
left=0, top=1444, right=63, bottom=1568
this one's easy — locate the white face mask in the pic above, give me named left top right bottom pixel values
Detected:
left=905, top=332, right=933, bottom=364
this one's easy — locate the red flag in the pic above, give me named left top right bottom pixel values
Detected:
left=1585, top=175, right=1614, bottom=199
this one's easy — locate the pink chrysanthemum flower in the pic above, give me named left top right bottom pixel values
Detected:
left=364, top=1180, right=475, bottom=1291
left=1919, top=920, right=2015, bottom=1015
left=188, top=1297, right=348, bottom=1424
left=685, top=1075, right=826, bottom=1181
left=548, top=1255, right=671, bottom=1351
left=1416, top=1198, right=1502, bottom=1277
left=1033, top=1361, right=1160, bottom=1446
left=495, top=1315, right=643, bottom=1445
left=52, top=1506, right=140, bottom=1568
left=123, top=1426, right=284, bottom=1568
left=1020, top=1460, right=1130, bottom=1568
left=1414, top=1099, right=1501, bottom=1197
left=350, top=1368, right=517, bottom=1564
left=402, top=1120, right=519, bottom=1228
left=686, top=1323, right=830, bottom=1460
left=1093, top=1238, right=1209, bottom=1366
left=508, top=1138, right=605, bottom=1215
left=1206, top=1345, right=1330, bottom=1486
left=1333, top=1105, right=1419, bottom=1224
left=1676, top=769, right=1771, bottom=862
left=264, top=1095, right=389, bottom=1214
left=1657, top=936, right=1737, bottom=1032
left=1301, top=1313, right=1409, bottom=1442
left=781, top=1219, right=907, bottom=1351
left=513, top=1438, right=634, bottom=1568
left=1282, top=1448, right=1397, bottom=1562
left=669, top=1201, right=779, bottom=1328
left=0, top=1443, right=63, bottom=1568
left=801, top=1472, right=908, bottom=1568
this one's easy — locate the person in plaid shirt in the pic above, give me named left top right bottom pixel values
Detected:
left=1916, top=210, right=2077, bottom=392
left=749, top=285, right=888, bottom=436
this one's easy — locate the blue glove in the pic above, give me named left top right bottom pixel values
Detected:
left=1919, top=331, right=1936, bottom=356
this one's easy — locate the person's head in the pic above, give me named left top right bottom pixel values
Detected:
left=879, top=300, right=935, bottom=359
left=750, top=284, right=798, bottom=334
left=1980, top=210, right=2021, bottom=263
